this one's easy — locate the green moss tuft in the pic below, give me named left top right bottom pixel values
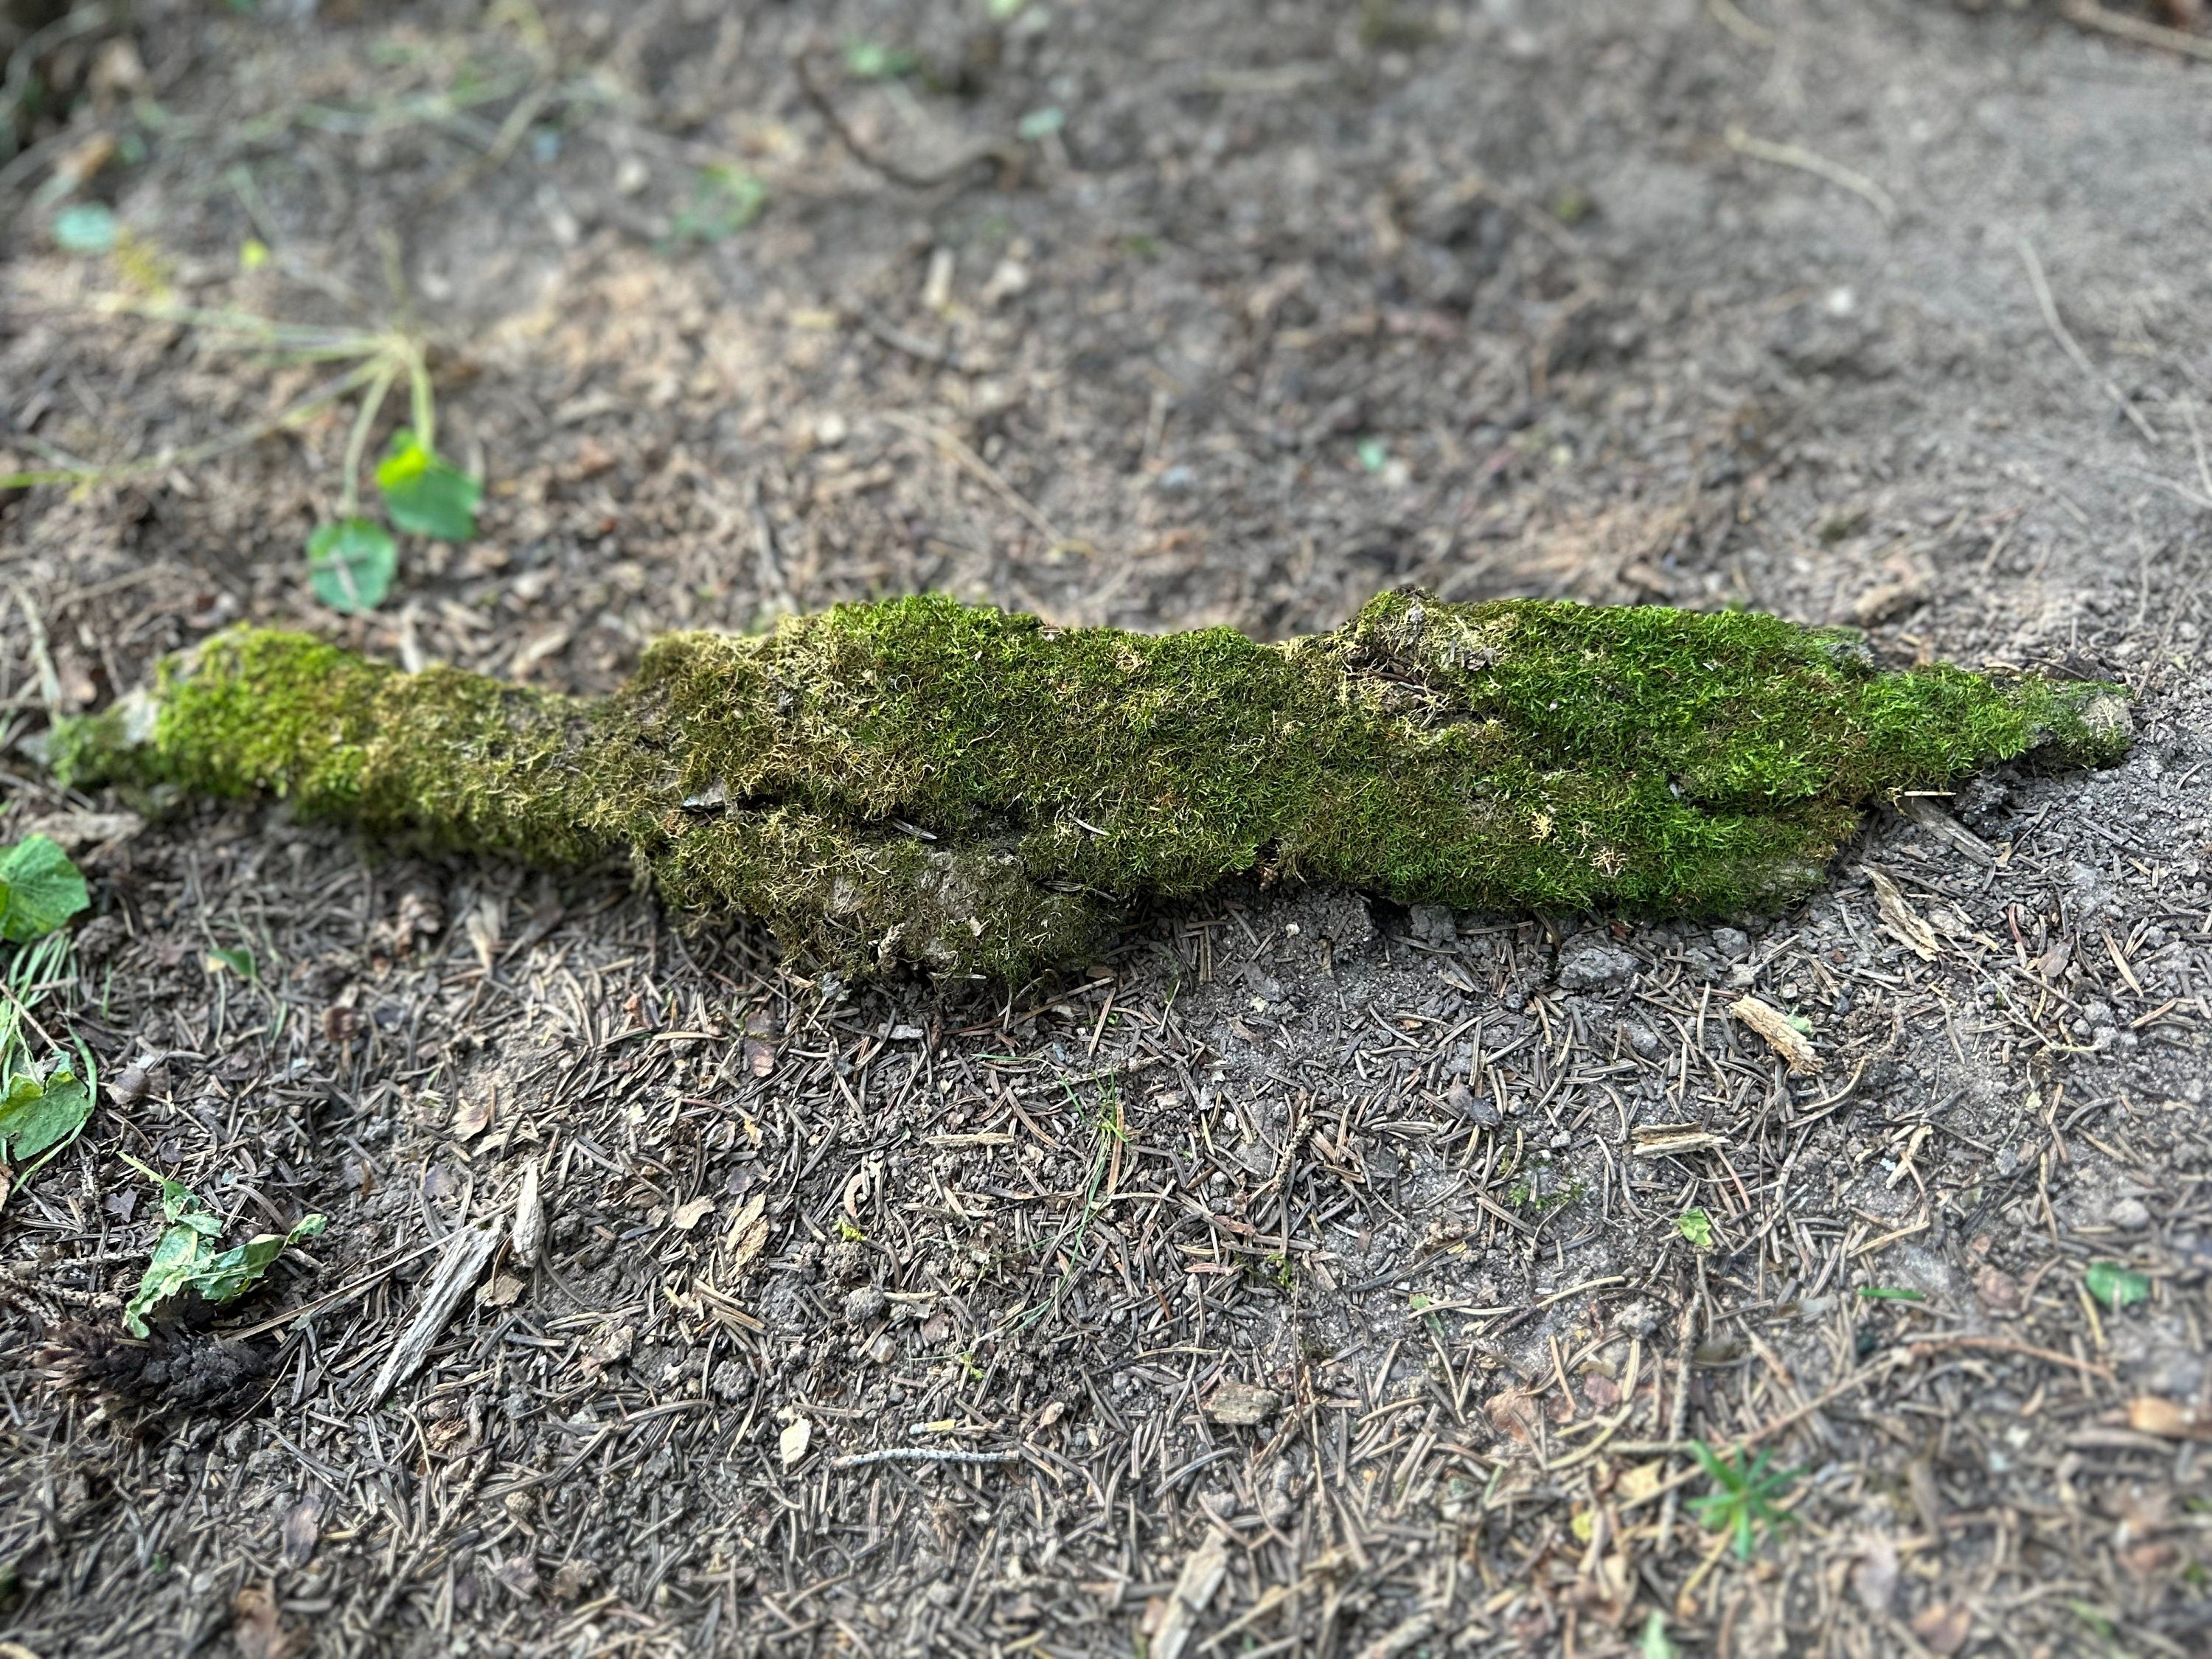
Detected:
left=51, top=593, right=2128, bottom=978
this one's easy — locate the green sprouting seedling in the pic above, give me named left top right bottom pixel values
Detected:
left=1, top=297, right=481, bottom=616
left=2084, top=1261, right=2149, bottom=1312
left=0, top=835, right=89, bottom=943
left=1638, top=1611, right=1680, bottom=1659
left=46, top=591, right=2131, bottom=980
left=0, top=931, right=93, bottom=1206
left=120, top=1155, right=326, bottom=1336
left=1686, top=1441, right=1802, bottom=1559
left=1676, top=1208, right=1714, bottom=1251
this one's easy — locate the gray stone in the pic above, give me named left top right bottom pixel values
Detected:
left=1557, top=937, right=1638, bottom=991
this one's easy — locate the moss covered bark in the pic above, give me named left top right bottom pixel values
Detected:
left=52, top=593, right=2128, bottom=979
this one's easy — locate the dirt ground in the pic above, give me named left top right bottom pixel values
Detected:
left=4, top=1, right=2212, bottom=1655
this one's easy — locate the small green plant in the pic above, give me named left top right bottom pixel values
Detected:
left=1686, top=1441, right=1801, bottom=1559
left=1638, top=1610, right=1680, bottom=1659
left=0, top=835, right=88, bottom=943
left=2085, top=1261, right=2149, bottom=1312
left=0, top=928, right=94, bottom=1208
left=1675, top=1208, right=1714, bottom=1251
left=1857, top=1285, right=1925, bottom=1302
left=2, top=297, right=481, bottom=616
left=121, top=1155, right=326, bottom=1336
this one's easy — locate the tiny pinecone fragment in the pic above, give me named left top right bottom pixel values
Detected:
left=50, top=591, right=2128, bottom=979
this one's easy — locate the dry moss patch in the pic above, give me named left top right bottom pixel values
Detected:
left=52, top=593, right=2129, bottom=978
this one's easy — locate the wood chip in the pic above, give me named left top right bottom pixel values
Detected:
left=779, top=1418, right=813, bottom=1468
left=367, top=1225, right=501, bottom=1405
left=1152, top=1530, right=1231, bottom=1659
left=1731, top=995, right=1820, bottom=1074
left=1869, top=869, right=1939, bottom=961
left=509, top=1158, right=545, bottom=1265
left=1204, top=1380, right=1280, bottom=1425
left=1898, top=795, right=1994, bottom=865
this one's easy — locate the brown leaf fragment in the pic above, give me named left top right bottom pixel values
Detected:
left=1486, top=1386, right=1545, bottom=1443
left=231, top=1585, right=305, bottom=1659
left=1974, top=1265, right=2022, bottom=1315
left=476, top=1271, right=526, bottom=1309
left=1731, top=995, right=1820, bottom=1074
left=1204, top=1380, right=1280, bottom=1426
left=1909, top=1602, right=1971, bottom=1656
left=1851, top=1532, right=1899, bottom=1615
left=449, top=1093, right=493, bottom=1142
left=671, top=1196, right=717, bottom=1231
left=279, top=1494, right=323, bottom=1569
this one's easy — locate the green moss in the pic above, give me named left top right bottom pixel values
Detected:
left=52, top=593, right=2128, bottom=979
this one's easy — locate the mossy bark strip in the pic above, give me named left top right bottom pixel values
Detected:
left=53, top=593, right=2128, bottom=979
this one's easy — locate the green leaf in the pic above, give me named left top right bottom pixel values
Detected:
left=52, top=203, right=119, bottom=254
left=305, top=517, right=398, bottom=613
left=375, top=431, right=481, bottom=542
left=1017, top=105, right=1065, bottom=141
left=1857, top=1285, right=1925, bottom=1301
left=1675, top=1208, right=1713, bottom=1251
left=2085, top=1261, right=2150, bottom=1312
left=0, top=1063, right=91, bottom=1164
left=195, top=1213, right=327, bottom=1305
left=1638, top=1610, right=1680, bottom=1659
left=1357, top=437, right=1390, bottom=474
left=0, top=835, right=91, bottom=944
left=204, top=945, right=257, bottom=981
left=844, top=38, right=918, bottom=80
left=667, top=165, right=768, bottom=246
left=121, top=1158, right=326, bottom=1336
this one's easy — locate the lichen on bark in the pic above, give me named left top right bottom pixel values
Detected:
left=51, top=591, right=2129, bottom=979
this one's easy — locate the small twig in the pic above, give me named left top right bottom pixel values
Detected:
left=1725, top=124, right=1896, bottom=223
left=791, top=48, right=1017, bottom=190
left=830, top=1447, right=1026, bottom=1470
left=2059, top=0, right=2212, bottom=63
left=2017, top=236, right=2161, bottom=445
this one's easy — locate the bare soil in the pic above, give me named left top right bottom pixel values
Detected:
left=3, top=2, right=2211, bottom=1656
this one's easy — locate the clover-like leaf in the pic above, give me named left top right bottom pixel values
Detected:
left=2085, top=1260, right=2149, bottom=1313
left=375, top=429, right=481, bottom=542
left=306, top=517, right=398, bottom=613
left=0, top=834, right=90, bottom=944
left=0, top=1063, right=92, bottom=1166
